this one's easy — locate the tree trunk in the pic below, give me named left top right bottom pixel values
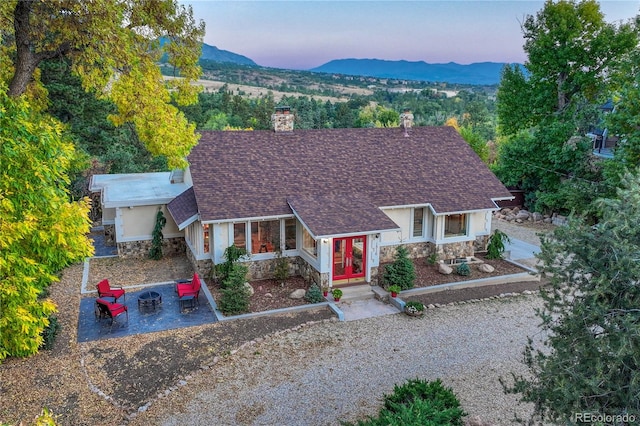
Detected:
left=556, top=71, right=568, bottom=112
left=8, top=0, right=37, bottom=98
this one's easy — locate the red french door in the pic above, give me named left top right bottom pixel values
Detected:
left=333, top=236, right=366, bottom=281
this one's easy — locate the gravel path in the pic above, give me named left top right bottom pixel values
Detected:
left=132, top=295, right=546, bottom=426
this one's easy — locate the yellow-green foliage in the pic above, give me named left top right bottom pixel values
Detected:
left=0, top=86, right=93, bottom=361
left=0, top=0, right=204, bottom=169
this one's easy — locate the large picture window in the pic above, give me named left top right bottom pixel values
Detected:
left=251, top=220, right=280, bottom=254
left=412, top=208, right=424, bottom=238
left=444, top=214, right=467, bottom=237
left=302, top=227, right=317, bottom=257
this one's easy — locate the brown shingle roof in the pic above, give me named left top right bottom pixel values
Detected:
left=167, top=187, right=197, bottom=229
left=188, top=126, right=511, bottom=226
left=288, top=194, right=400, bottom=237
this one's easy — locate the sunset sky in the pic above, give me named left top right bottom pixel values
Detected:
left=182, top=1, right=640, bottom=70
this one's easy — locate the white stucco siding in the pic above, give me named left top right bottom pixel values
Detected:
left=118, top=205, right=181, bottom=241
left=380, top=208, right=410, bottom=244
left=102, top=207, right=116, bottom=224
left=472, top=211, right=492, bottom=236
left=212, top=223, right=229, bottom=264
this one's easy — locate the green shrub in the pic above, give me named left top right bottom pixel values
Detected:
left=218, top=263, right=250, bottom=315
left=405, top=301, right=425, bottom=312
left=332, top=288, right=343, bottom=299
left=215, top=245, right=249, bottom=284
left=304, top=284, right=324, bottom=303
left=39, top=315, right=60, bottom=351
left=149, top=210, right=166, bottom=260
left=486, top=229, right=511, bottom=259
left=426, top=252, right=438, bottom=265
left=345, top=378, right=466, bottom=426
left=273, top=249, right=289, bottom=284
left=383, top=246, right=416, bottom=290
left=456, top=262, right=471, bottom=276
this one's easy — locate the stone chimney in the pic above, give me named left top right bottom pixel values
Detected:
left=271, top=106, right=294, bottom=132
left=400, top=108, right=414, bottom=130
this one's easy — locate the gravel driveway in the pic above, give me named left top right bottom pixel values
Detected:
left=132, top=295, right=546, bottom=426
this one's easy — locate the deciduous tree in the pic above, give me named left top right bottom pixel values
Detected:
left=0, top=0, right=204, bottom=360
left=0, top=86, right=93, bottom=360
left=521, top=0, right=636, bottom=119
left=1, top=0, right=204, bottom=169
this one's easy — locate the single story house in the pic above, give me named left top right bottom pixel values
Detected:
left=91, top=109, right=512, bottom=288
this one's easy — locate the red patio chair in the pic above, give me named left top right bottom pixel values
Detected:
left=96, top=279, right=125, bottom=303
left=95, top=298, right=128, bottom=329
left=175, top=273, right=202, bottom=302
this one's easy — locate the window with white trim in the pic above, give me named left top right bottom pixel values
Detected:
left=444, top=214, right=467, bottom=237
left=203, top=224, right=210, bottom=254
left=412, top=208, right=425, bottom=238
left=302, top=227, right=317, bottom=257
left=250, top=220, right=280, bottom=254
left=284, top=218, right=297, bottom=250
left=233, top=223, right=246, bottom=249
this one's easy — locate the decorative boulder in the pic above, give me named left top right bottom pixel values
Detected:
left=516, top=210, right=530, bottom=221
left=438, top=263, right=453, bottom=275
left=289, top=289, right=306, bottom=299
left=532, top=212, right=544, bottom=222
left=478, top=263, right=495, bottom=273
left=244, top=282, right=255, bottom=296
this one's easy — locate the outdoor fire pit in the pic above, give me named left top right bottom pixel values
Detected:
left=138, top=290, right=162, bottom=312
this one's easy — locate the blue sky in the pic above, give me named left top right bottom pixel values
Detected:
left=182, top=1, right=639, bottom=70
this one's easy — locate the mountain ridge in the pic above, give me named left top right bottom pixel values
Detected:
left=310, top=58, right=518, bottom=85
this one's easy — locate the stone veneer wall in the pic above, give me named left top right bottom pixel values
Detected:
left=117, top=237, right=185, bottom=258
left=297, top=258, right=329, bottom=288
left=436, top=241, right=476, bottom=259
left=187, top=254, right=303, bottom=283
left=380, top=242, right=435, bottom=263
left=104, top=224, right=115, bottom=246
left=246, top=257, right=300, bottom=281
left=186, top=249, right=214, bottom=279
left=473, top=235, right=489, bottom=253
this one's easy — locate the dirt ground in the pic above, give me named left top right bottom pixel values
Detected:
left=0, top=220, right=551, bottom=425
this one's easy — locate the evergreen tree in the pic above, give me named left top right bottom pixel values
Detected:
left=219, top=263, right=250, bottom=315
left=383, top=246, right=416, bottom=291
left=505, top=171, right=640, bottom=422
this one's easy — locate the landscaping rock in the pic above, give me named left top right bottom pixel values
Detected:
left=289, top=289, right=306, bottom=299
left=478, top=263, right=495, bottom=273
left=438, top=263, right=453, bottom=275
left=515, top=210, right=530, bottom=221
left=532, top=212, right=543, bottom=222
left=244, top=282, right=255, bottom=296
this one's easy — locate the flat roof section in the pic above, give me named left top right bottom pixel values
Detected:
left=90, top=172, right=191, bottom=208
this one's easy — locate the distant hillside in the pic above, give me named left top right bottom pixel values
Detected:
left=200, top=43, right=257, bottom=66
left=311, top=59, right=516, bottom=85
left=160, top=38, right=257, bottom=66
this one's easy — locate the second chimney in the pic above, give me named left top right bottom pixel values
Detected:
left=271, top=106, right=294, bottom=132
